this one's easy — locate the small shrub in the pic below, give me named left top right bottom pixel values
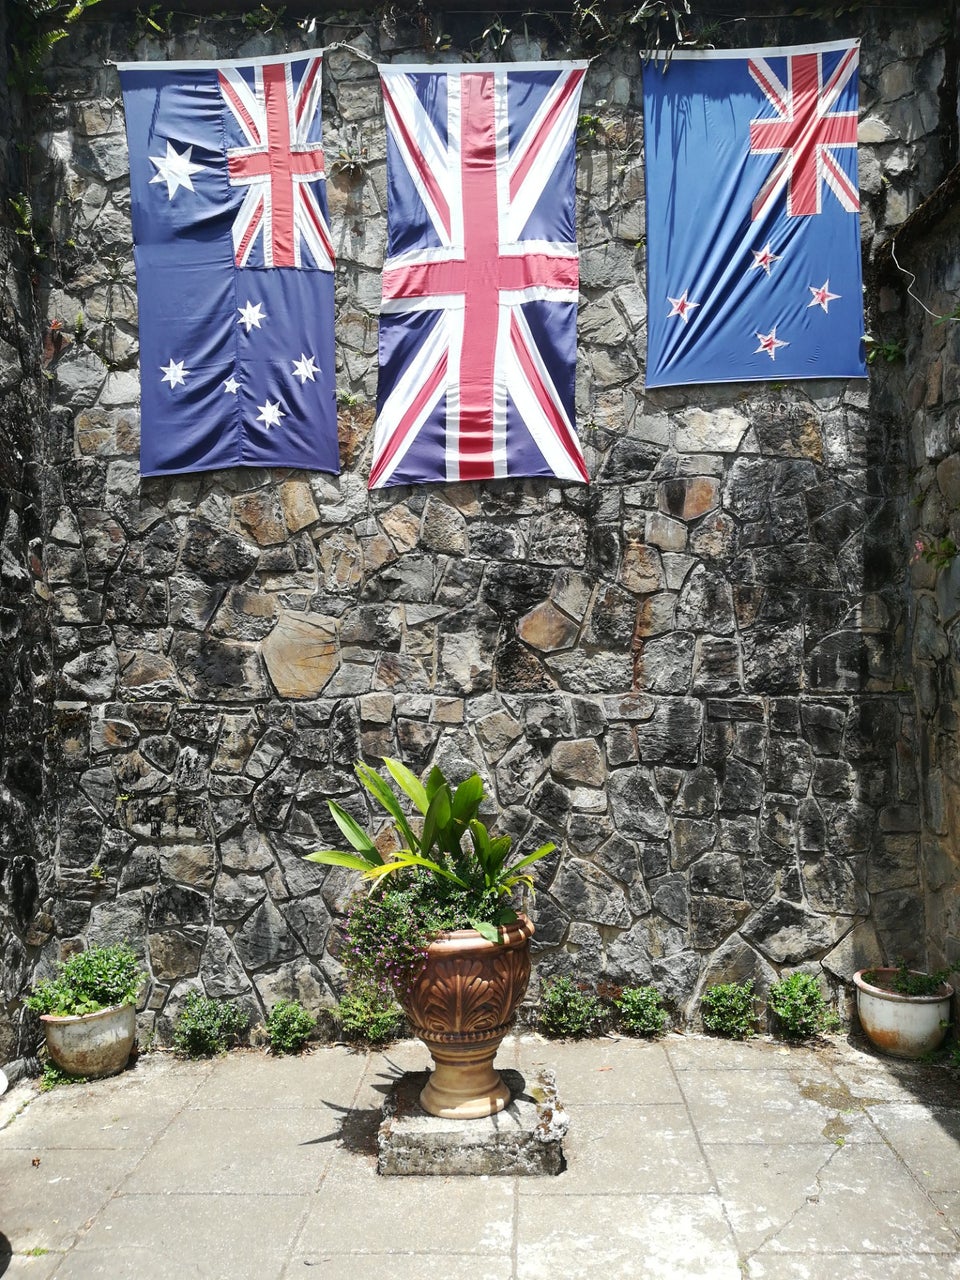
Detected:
left=266, top=1000, right=317, bottom=1055
left=539, top=976, right=605, bottom=1039
left=863, top=961, right=951, bottom=998
left=768, top=973, right=838, bottom=1040
left=334, top=984, right=405, bottom=1045
left=700, top=981, right=756, bottom=1039
left=25, top=944, right=145, bottom=1017
left=616, top=985, right=668, bottom=1038
left=173, top=993, right=248, bottom=1058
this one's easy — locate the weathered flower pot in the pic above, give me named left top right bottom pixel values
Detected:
left=40, top=1003, right=136, bottom=1079
left=399, top=914, right=533, bottom=1119
left=853, top=969, right=953, bottom=1060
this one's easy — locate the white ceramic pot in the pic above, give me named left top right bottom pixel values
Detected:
left=853, top=968, right=953, bottom=1059
left=40, top=1003, right=136, bottom=1078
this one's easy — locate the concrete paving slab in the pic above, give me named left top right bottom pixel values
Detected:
left=0, top=1145, right=145, bottom=1252
left=121, top=1104, right=335, bottom=1195
left=70, top=1190, right=307, bottom=1278
left=666, top=1035, right=824, bottom=1072
left=517, top=1035, right=683, bottom=1105
left=706, top=1141, right=838, bottom=1253
left=1, top=1249, right=62, bottom=1280
left=867, top=1104, right=960, bottom=1194
left=680, top=1067, right=871, bottom=1145
left=516, top=1192, right=742, bottom=1279
left=187, top=1044, right=367, bottom=1111
left=283, top=1252, right=513, bottom=1280
left=518, top=1101, right=713, bottom=1196
left=827, top=1043, right=960, bottom=1107
left=745, top=1254, right=960, bottom=1278
left=298, top=1159, right=516, bottom=1256
left=756, top=1142, right=960, bottom=1255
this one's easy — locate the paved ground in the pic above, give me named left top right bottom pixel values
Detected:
left=1, top=1031, right=959, bottom=1279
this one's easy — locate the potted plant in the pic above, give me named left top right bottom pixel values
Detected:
left=304, top=757, right=556, bottom=1119
left=25, top=944, right=146, bottom=1079
left=853, top=962, right=954, bottom=1059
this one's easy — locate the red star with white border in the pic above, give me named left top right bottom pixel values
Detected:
left=808, top=280, right=840, bottom=312
left=755, top=327, right=789, bottom=360
left=667, top=291, right=700, bottom=324
left=751, top=243, right=782, bottom=275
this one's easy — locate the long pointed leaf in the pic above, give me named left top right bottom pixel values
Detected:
left=327, top=800, right=383, bottom=863
left=355, top=763, right=417, bottom=851
left=506, top=842, right=556, bottom=876
left=425, top=766, right=446, bottom=803
left=383, top=757, right=429, bottom=814
left=363, top=853, right=468, bottom=888
left=304, top=849, right=382, bottom=874
left=451, top=774, right=484, bottom=821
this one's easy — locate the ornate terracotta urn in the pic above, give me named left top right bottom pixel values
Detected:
left=400, top=914, right=534, bottom=1119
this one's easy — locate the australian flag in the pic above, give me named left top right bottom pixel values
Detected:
left=643, top=39, right=866, bottom=388
left=118, top=51, right=339, bottom=476
left=370, top=62, right=590, bottom=489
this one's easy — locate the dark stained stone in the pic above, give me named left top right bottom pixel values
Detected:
left=635, top=699, right=702, bottom=765
left=608, top=767, right=669, bottom=839
left=180, top=520, right=259, bottom=584
left=150, top=883, right=208, bottom=927
left=234, top=898, right=300, bottom=970
left=741, top=899, right=846, bottom=965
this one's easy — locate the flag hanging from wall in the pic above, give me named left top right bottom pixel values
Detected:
left=118, top=51, right=339, bottom=476
left=370, top=62, right=590, bottom=489
left=642, top=39, right=866, bottom=388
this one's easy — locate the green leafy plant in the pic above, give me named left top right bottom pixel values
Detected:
left=864, top=335, right=905, bottom=365
left=265, top=1000, right=317, bottom=1055
left=25, top=945, right=145, bottom=1017
left=616, top=985, right=669, bottom=1037
left=767, top=973, right=838, bottom=1040
left=40, top=1061, right=88, bottom=1091
left=172, top=993, right=248, bottom=1057
left=539, top=976, right=605, bottom=1039
left=700, top=980, right=756, bottom=1039
left=333, top=983, right=405, bottom=1044
left=864, top=962, right=951, bottom=998
left=305, top=759, right=555, bottom=1004
left=912, top=536, right=958, bottom=571
left=8, top=0, right=103, bottom=95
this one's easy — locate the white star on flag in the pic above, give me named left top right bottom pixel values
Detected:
left=256, top=399, right=285, bottom=429
left=291, top=354, right=319, bottom=384
left=149, top=141, right=205, bottom=199
left=237, top=301, right=266, bottom=333
left=667, top=291, right=700, bottom=324
left=160, top=358, right=188, bottom=388
left=751, top=243, right=782, bottom=275
left=808, top=280, right=840, bottom=312
left=755, top=327, right=789, bottom=360
left=223, top=376, right=240, bottom=395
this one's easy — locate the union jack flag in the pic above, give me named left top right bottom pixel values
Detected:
left=643, top=39, right=866, bottom=388
left=370, top=62, right=590, bottom=489
left=118, top=51, right=338, bottom=476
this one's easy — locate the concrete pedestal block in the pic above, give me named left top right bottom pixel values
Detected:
left=377, top=1067, right=568, bottom=1176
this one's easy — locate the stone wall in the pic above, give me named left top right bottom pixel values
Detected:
left=3, top=2, right=956, bottom=1051
left=890, top=170, right=960, bottom=980
left=0, top=5, right=57, bottom=1063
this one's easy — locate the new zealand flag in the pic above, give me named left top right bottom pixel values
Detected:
left=643, top=40, right=866, bottom=388
left=118, top=51, right=339, bottom=476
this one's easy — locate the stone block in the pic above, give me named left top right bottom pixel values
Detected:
left=377, top=1069, right=568, bottom=1176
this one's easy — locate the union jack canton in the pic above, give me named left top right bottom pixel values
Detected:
left=118, top=51, right=338, bottom=476
left=371, top=62, right=590, bottom=488
left=643, top=39, right=866, bottom=388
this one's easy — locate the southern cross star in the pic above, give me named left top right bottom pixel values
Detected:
left=237, top=301, right=266, bottom=333
left=160, top=358, right=188, bottom=388
left=808, top=280, right=840, bottom=313
left=751, top=243, right=782, bottom=275
left=256, top=399, right=285, bottom=429
left=667, top=291, right=700, bottom=324
left=292, top=354, right=319, bottom=384
left=223, top=376, right=240, bottom=395
left=149, top=141, right=205, bottom=200
left=755, top=327, right=789, bottom=361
